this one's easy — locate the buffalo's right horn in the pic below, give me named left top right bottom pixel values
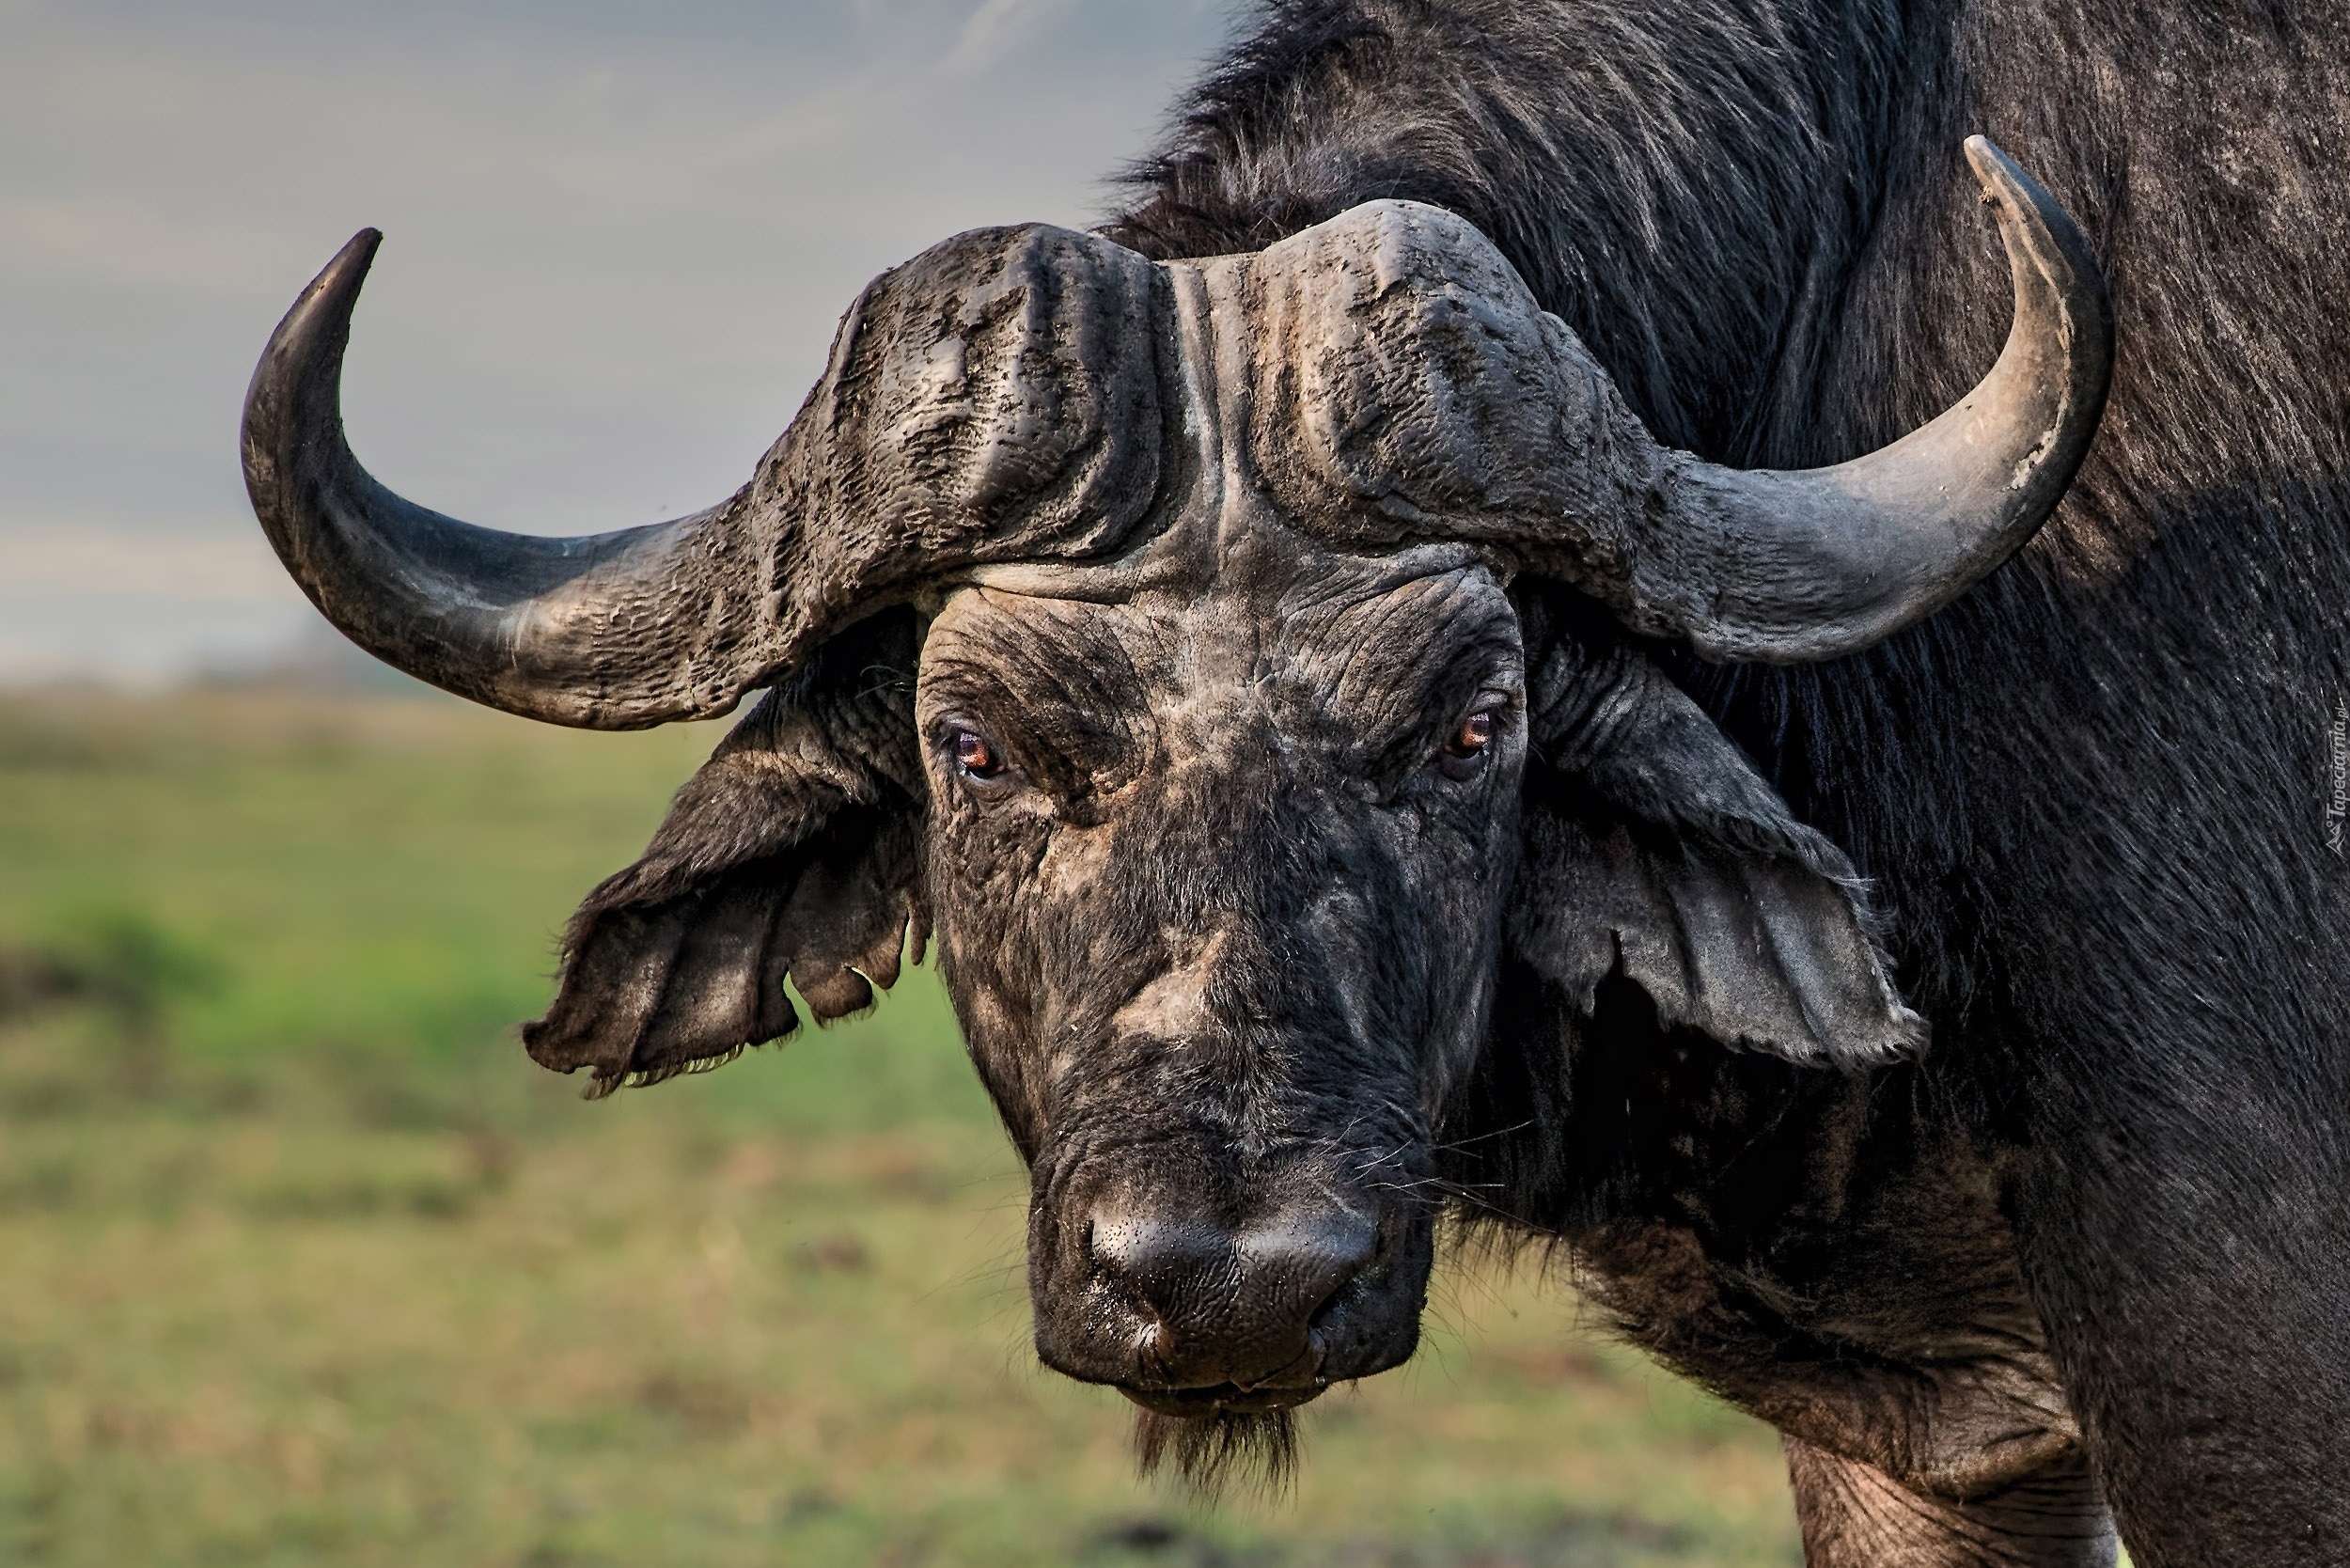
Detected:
left=243, top=230, right=781, bottom=729
left=242, top=224, right=1166, bottom=729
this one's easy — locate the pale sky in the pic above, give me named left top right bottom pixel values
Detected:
left=0, top=0, right=1234, bottom=682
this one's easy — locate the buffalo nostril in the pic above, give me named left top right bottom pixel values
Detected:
left=1089, top=1211, right=1238, bottom=1320
left=1236, top=1210, right=1377, bottom=1325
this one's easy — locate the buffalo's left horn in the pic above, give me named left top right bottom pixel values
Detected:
left=1616, top=136, right=2114, bottom=663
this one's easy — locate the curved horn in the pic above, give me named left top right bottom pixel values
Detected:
left=1249, top=138, right=2112, bottom=666
left=243, top=224, right=1167, bottom=729
left=1615, top=136, right=2114, bottom=662
left=242, top=230, right=778, bottom=728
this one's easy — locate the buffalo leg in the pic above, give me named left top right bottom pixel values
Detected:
left=1783, top=1438, right=2117, bottom=1568
left=2009, top=1090, right=2350, bottom=1566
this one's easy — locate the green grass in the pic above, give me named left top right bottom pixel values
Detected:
left=0, top=686, right=1800, bottom=1567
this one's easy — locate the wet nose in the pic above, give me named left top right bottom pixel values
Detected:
left=1089, top=1206, right=1376, bottom=1371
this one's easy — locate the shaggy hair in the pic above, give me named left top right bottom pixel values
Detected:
left=1131, top=1407, right=1300, bottom=1501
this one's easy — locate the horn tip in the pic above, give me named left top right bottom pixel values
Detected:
left=316, top=227, right=384, bottom=300
left=1957, top=134, right=2110, bottom=329
left=248, top=230, right=386, bottom=423
left=1962, top=134, right=2027, bottom=207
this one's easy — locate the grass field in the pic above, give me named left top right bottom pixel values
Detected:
left=0, top=685, right=1803, bottom=1567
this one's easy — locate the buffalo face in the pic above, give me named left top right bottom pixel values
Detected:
left=919, top=549, right=1525, bottom=1412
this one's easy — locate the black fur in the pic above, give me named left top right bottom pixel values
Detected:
left=1109, top=3, right=2350, bottom=1560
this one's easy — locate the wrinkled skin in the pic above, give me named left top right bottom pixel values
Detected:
left=919, top=539, right=1523, bottom=1410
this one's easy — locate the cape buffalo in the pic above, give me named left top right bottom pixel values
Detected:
left=240, top=3, right=2350, bottom=1563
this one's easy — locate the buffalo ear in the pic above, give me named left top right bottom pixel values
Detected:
left=522, top=612, right=928, bottom=1095
left=1510, top=623, right=1925, bottom=1070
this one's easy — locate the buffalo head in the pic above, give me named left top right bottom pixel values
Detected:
left=242, top=139, right=2109, bottom=1471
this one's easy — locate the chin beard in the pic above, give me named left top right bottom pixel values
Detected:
left=1131, top=1405, right=1298, bottom=1500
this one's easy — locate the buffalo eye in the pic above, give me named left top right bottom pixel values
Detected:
left=1438, top=708, right=1499, bottom=778
left=949, top=727, right=1005, bottom=782
left=1445, top=709, right=1498, bottom=759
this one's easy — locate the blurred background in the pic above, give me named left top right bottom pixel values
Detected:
left=0, top=3, right=1800, bottom=1562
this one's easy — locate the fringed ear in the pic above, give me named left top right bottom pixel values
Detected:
left=1509, top=612, right=1925, bottom=1070
left=522, top=611, right=928, bottom=1095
